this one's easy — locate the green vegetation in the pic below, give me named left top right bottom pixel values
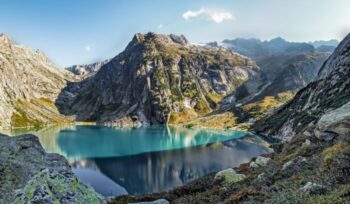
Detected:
left=242, top=91, right=294, bottom=120
left=183, top=112, right=237, bottom=129
left=322, top=143, right=345, bottom=167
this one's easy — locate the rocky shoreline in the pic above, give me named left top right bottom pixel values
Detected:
left=0, top=134, right=104, bottom=203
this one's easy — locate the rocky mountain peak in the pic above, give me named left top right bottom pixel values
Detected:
left=269, top=37, right=287, bottom=44
left=0, top=33, right=11, bottom=42
left=57, top=33, right=259, bottom=126
left=0, top=33, right=13, bottom=48
left=128, top=32, right=190, bottom=50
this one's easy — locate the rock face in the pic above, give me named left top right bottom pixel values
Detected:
left=0, top=34, right=75, bottom=129
left=65, top=59, right=110, bottom=79
left=56, top=33, right=259, bottom=126
left=0, top=134, right=104, bottom=203
left=254, top=34, right=350, bottom=140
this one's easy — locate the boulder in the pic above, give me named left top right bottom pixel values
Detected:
left=282, top=156, right=309, bottom=171
left=299, top=182, right=327, bottom=195
left=214, top=168, right=246, bottom=187
left=250, top=156, right=271, bottom=169
left=129, top=199, right=170, bottom=204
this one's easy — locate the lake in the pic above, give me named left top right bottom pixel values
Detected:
left=5, top=125, right=270, bottom=196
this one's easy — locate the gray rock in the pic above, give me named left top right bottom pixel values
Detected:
left=250, top=156, right=271, bottom=169
left=282, top=156, right=308, bottom=171
left=214, top=168, right=246, bottom=187
left=303, top=139, right=311, bottom=146
left=299, top=182, right=327, bottom=195
left=129, top=199, right=170, bottom=204
left=314, top=128, right=338, bottom=141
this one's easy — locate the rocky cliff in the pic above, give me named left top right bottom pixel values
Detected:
left=56, top=33, right=260, bottom=126
left=0, top=134, right=104, bottom=203
left=254, top=34, right=350, bottom=140
left=0, top=34, right=75, bottom=129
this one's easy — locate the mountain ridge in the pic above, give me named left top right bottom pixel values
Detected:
left=56, top=32, right=260, bottom=127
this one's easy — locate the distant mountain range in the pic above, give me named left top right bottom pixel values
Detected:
left=309, top=39, right=339, bottom=48
left=65, top=59, right=110, bottom=79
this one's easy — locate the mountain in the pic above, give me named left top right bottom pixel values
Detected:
left=204, top=37, right=330, bottom=125
left=112, top=34, right=350, bottom=204
left=65, top=59, right=110, bottom=79
left=309, top=39, right=339, bottom=48
left=255, top=34, right=350, bottom=140
left=221, top=37, right=315, bottom=60
left=223, top=52, right=330, bottom=108
left=56, top=33, right=260, bottom=127
left=0, top=34, right=74, bottom=129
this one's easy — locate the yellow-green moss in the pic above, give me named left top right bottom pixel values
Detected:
left=168, top=109, right=198, bottom=124
left=183, top=112, right=237, bottom=129
left=242, top=91, right=294, bottom=120
left=322, top=143, right=345, bottom=166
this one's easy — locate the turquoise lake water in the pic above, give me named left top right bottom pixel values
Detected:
left=6, top=125, right=269, bottom=196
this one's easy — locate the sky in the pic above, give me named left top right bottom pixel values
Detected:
left=1, top=0, right=350, bottom=67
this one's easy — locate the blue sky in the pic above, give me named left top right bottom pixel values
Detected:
left=1, top=0, right=350, bottom=67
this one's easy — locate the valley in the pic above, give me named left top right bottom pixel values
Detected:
left=1, top=30, right=349, bottom=204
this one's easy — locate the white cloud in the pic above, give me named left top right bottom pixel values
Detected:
left=84, top=45, right=91, bottom=52
left=182, top=8, right=234, bottom=23
left=157, top=24, right=163, bottom=29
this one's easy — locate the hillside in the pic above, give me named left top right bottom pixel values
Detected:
left=0, top=34, right=75, bottom=129
left=254, top=34, right=350, bottom=140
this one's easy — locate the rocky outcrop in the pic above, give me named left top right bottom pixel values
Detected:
left=0, top=34, right=75, bottom=129
left=65, top=59, right=110, bottom=79
left=56, top=33, right=259, bottom=126
left=0, top=134, right=104, bottom=203
left=254, top=34, right=350, bottom=140
left=213, top=168, right=246, bottom=187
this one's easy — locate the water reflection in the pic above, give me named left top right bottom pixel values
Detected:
left=71, top=137, right=268, bottom=195
left=3, top=125, right=269, bottom=196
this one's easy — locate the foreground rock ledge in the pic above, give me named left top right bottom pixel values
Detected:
left=0, top=134, right=104, bottom=204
